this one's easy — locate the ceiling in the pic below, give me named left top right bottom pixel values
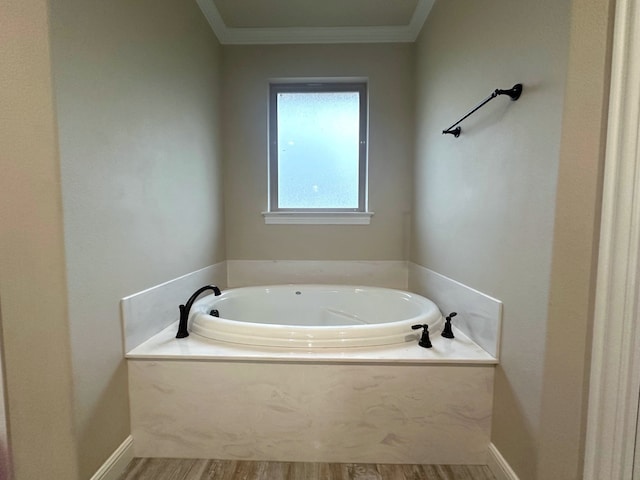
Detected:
left=196, top=0, right=435, bottom=44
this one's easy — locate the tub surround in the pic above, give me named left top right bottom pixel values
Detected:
left=121, top=260, right=502, bottom=359
left=121, top=262, right=227, bottom=352
left=128, top=360, right=493, bottom=464
left=226, top=260, right=408, bottom=289
left=124, top=261, right=498, bottom=465
left=409, top=263, right=502, bottom=359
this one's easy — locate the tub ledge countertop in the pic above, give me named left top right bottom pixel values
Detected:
left=126, top=322, right=498, bottom=365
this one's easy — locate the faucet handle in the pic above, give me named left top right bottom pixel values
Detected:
left=411, top=324, right=432, bottom=348
left=442, top=312, right=456, bottom=339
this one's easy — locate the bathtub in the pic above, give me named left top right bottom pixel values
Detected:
left=188, top=284, right=444, bottom=348
left=127, top=282, right=496, bottom=464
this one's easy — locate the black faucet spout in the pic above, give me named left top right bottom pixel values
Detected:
left=176, top=285, right=221, bottom=338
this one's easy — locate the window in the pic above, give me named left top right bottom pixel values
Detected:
left=265, top=82, right=371, bottom=224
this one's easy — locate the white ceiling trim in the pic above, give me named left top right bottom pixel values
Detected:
left=196, top=0, right=435, bottom=45
left=408, top=0, right=436, bottom=38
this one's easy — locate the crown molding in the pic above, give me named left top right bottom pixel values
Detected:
left=196, top=0, right=434, bottom=45
left=408, top=0, right=435, bottom=39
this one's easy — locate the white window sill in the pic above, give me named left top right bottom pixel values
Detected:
left=262, top=211, right=374, bottom=225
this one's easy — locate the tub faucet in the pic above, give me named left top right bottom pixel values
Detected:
left=176, top=285, right=221, bottom=338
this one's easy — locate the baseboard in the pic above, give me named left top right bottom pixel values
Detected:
left=487, top=443, right=520, bottom=480
left=89, top=435, right=134, bottom=480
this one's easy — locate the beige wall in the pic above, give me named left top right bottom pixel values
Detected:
left=412, top=0, right=611, bottom=479
left=537, top=0, right=613, bottom=478
left=0, top=1, right=79, bottom=478
left=46, top=0, right=224, bottom=477
left=413, top=3, right=569, bottom=474
left=222, top=44, right=414, bottom=260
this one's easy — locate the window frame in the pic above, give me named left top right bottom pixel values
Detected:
left=268, top=81, right=369, bottom=215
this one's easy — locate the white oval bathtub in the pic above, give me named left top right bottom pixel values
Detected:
left=188, top=285, right=443, bottom=348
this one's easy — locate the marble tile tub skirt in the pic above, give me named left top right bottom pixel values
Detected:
left=128, top=360, right=493, bottom=464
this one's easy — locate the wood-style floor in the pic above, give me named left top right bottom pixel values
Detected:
left=118, top=458, right=497, bottom=480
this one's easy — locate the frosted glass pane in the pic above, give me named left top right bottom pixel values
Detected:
left=277, top=91, right=360, bottom=209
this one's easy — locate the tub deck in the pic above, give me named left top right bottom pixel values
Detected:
left=126, top=321, right=497, bottom=364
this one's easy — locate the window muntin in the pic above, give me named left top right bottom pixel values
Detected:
left=269, top=82, right=367, bottom=212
